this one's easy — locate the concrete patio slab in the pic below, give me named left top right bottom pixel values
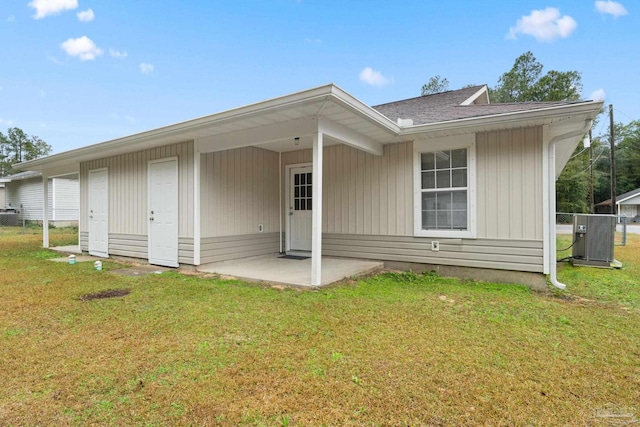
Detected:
left=198, top=255, right=383, bottom=287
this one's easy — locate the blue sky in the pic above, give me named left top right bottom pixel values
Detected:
left=0, top=0, right=636, bottom=154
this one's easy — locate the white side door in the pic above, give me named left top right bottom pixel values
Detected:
left=148, top=158, right=179, bottom=267
left=288, top=165, right=313, bottom=252
left=88, top=169, right=108, bottom=257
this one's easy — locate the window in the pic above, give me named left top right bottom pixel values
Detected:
left=414, top=135, right=475, bottom=238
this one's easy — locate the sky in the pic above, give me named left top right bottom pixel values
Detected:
left=0, top=0, right=637, bottom=154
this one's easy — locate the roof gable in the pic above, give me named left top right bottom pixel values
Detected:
left=372, top=85, right=583, bottom=126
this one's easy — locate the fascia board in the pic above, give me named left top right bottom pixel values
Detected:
left=459, top=85, right=489, bottom=105
left=399, top=101, right=603, bottom=137
left=16, top=83, right=400, bottom=172
left=617, top=191, right=640, bottom=204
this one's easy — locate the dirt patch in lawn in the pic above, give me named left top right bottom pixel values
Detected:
left=78, top=289, right=131, bottom=301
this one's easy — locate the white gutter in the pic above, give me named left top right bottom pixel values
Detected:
left=547, top=119, right=593, bottom=290
left=400, top=101, right=602, bottom=137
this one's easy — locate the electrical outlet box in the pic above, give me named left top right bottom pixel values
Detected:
left=431, top=241, right=440, bottom=251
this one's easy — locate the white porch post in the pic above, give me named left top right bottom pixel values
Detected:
left=311, top=132, right=323, bottom=286
left=42, top=172, right=49, bottom=248
left=193, top=144, right=201, bottom=265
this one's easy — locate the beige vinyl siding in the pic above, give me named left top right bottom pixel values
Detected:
left=179, top=237, right=194, bottom=264
left=80, top=231, right=88, bottom=252
left=323, top=234, right=543, bottom=273
left=476, top=127, right=543, bottom=240
left=200, top=233, right=280, bottom=264
left=201, top=146, right=279, bottom=237
left=282, top=141, right=413, bottom=236
left=109, top=233, right=147, bottom=259
left=79, top=141, right=194, bottom=237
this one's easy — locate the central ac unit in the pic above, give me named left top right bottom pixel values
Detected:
left=571, top=214, right=617, bottom=268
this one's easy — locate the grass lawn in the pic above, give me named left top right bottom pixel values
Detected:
left=1, top=227, right=639, bottom=426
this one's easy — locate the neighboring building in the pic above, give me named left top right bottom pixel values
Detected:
left=595, top=188, right=640, bottom=221
left=0, top=171, right=79, bottom=227
left=15, top=84, right=602, bottom=288
left=0, top=183, right=5, bottom=207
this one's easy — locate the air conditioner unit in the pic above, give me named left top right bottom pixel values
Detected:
left=571, top=214, right=617, bottom=268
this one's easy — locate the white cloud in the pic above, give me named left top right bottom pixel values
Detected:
left=29, top=0, right=78, bottom=19
left=589, top=88, right=606, bottom=101
left=109, top=48, right=128, bottom=59
left=508, top=7, right=577, bottom=42
left=359, top=67, right=391, bottom=87
left=139, top=62, right=154, bottom=74
left=595, top=1, right=628, bottom=17
left=0, top=118, right=14, bottom=126
left=77, top=8, right=94, bottom=22
left=60, top=36, right=103, bottom=61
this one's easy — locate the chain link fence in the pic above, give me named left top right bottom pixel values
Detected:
left=556, top=212, right=628, bottom=246
left=0, top=205, right=79, bottom=232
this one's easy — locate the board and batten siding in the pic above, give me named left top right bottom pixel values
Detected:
left=280, top=129, right=544, bottom=272
left=281, top=141, right=414, bottom=236
left=79, top=141, right=195, bottom=238
left=200, top=146, right=280, bottom=237
left=476, top=126, right=543, bottom=240
left=279, top=129, right=543, bottom=241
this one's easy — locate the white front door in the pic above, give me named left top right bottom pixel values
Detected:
left=288, top=165, right=313, bottom=252
left=148, top=158, right=179, bottom=267
left=88, top=169, right=108, bottom=257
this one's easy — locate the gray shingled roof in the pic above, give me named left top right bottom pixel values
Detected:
left=595, top=187, right=640, bottom=206
left=372, top=85, right=580, bottom=125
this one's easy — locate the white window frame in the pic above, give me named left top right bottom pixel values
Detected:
left=413, top=134, right=476, bottom=238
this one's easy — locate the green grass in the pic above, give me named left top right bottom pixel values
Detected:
left=0, top=227, right=639, bottom=426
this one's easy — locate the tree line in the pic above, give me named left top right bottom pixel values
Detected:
left=422, top=51, right=639, bottom=213
left=0, top=128, right=52, bottom=176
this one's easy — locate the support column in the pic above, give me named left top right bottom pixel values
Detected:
left=193, top=145, right=201, bottom=265
left=42, top=172, right=49, bottom=248
left=311, top=132, right=323, bottom=286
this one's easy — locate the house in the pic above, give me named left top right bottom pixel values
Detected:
left=14, top=84, right=601, bottom=289
left=595, top=188, right=640, bottom=221
left=0, top=171, right=79, bottom=227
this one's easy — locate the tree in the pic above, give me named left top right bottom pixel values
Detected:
left=490, top=51, right=582, bottom=102
left=421, top=75, right=450, bottom=96
left=0, top=127, right=52, bottom=176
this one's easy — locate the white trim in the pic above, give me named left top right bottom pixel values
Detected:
left=147, top=157, right=179, bottom=268
left=284, top=162, right=312, bottom=252
left=311, top=132, right=323, bottom=287
left=318, top=117, right=383, bottom=156
left=42, top=172, right=49, bottom=248
left=278, top=152, right=283, bottom=254
left=193, top=144, right=201, bottom=265
left=617, top=191, right=640, bottom=204
left=413, top=134, right=476, bottom=239
left=542, top=126, right=550, bottom=275
left=459, top=85, right=489, bottom=105
left=51, top=177, right=56, bottom=221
